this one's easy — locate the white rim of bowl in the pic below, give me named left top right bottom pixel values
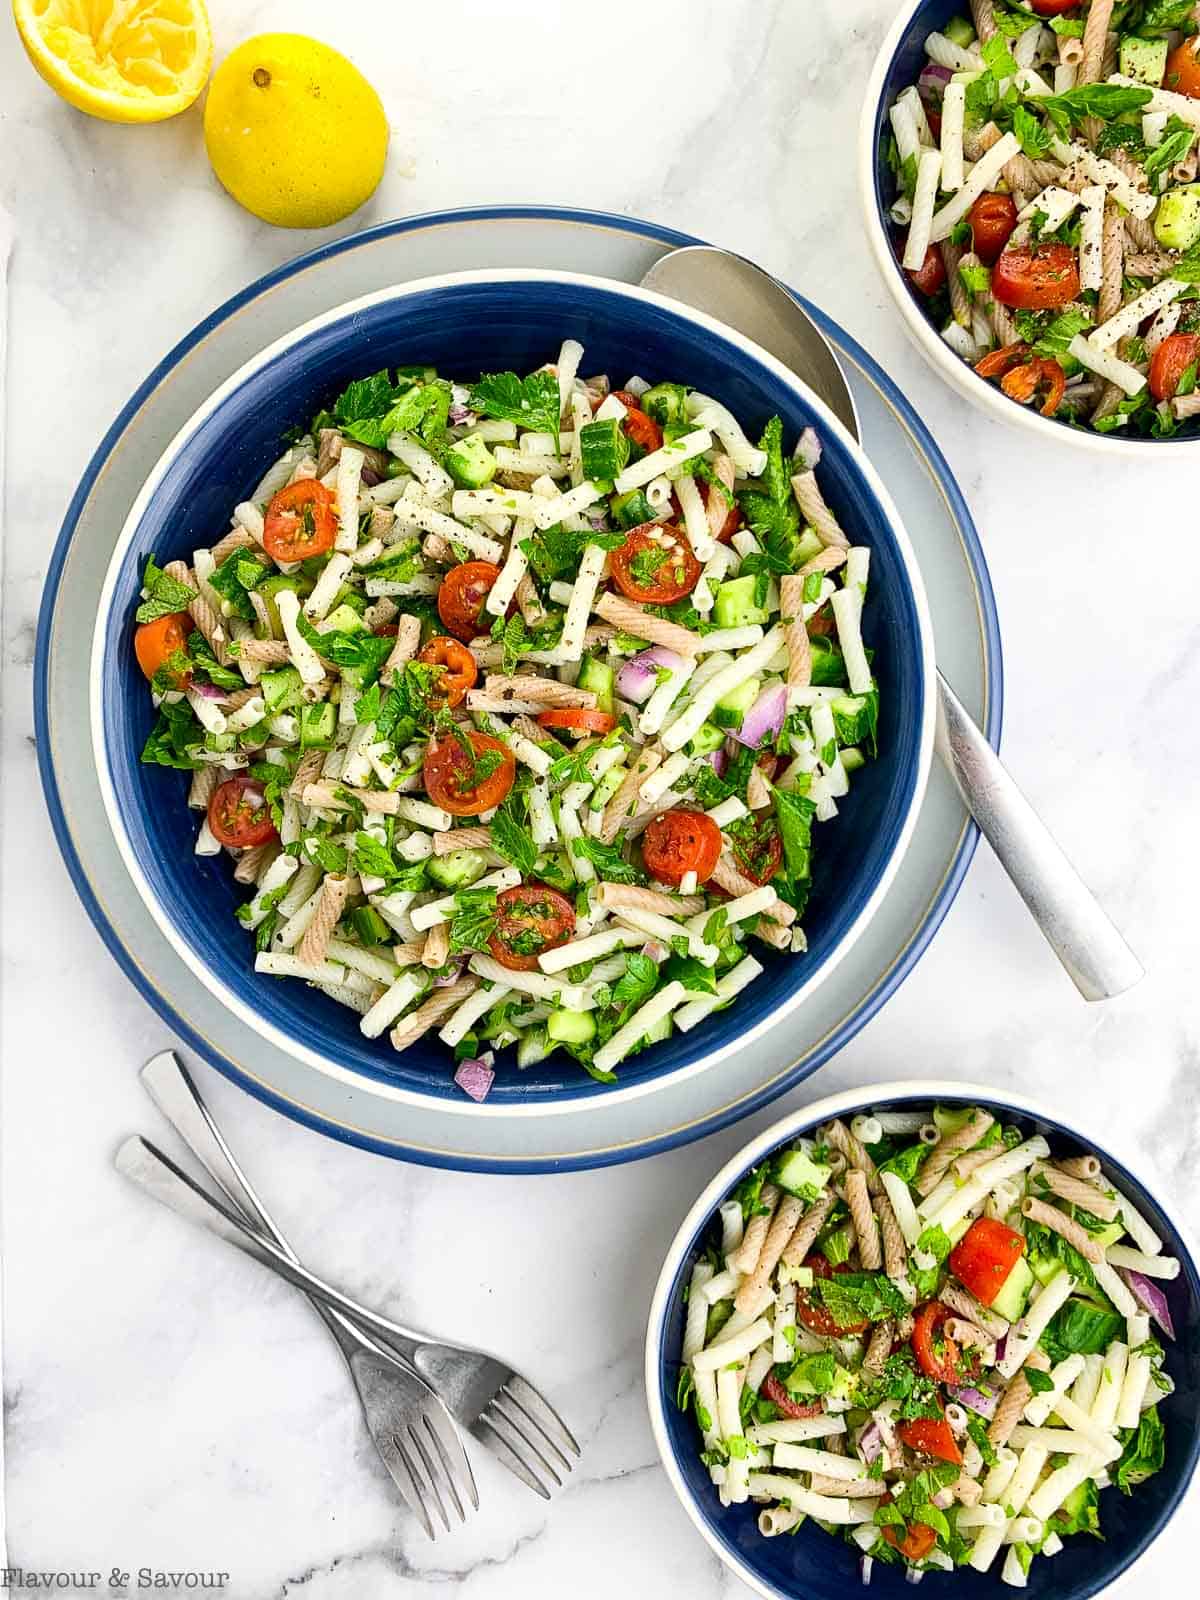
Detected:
left=644, top=1076, right=1200, bottom=1600
left=90, top=267, right=936, bottom=1118
left=857, top=0, right=1195, bottom=458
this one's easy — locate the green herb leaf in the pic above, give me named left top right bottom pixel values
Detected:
left=491, top=790, right=537, bottom=875
left=468, top=370, right=562, bottom=439
left=135, top=556, right=195, bottom=625
left=570, top=836, right=646, bottom=885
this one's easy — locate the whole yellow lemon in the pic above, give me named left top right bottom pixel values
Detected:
left=203, top=34, right=388, bottom=229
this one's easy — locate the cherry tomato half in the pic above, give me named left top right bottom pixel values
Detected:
left=1028, top=0, right=1080, bottom=18
left=1149, top=331, right=1200, bottom=401
left=897, top=1412, right=963, bottom=1466
left=1166, top=38, right=1200, bottom=99
left=262, top=480, right=338, bottom=563
left=906, top=243, right=947, bottom=297
left=207, top=774, right=277, bottom=849
left=795, top=1254, right=870, bottom=1337
left=641, top=809, right=723, bottom=888
left=537, top=708, right=618, bottom=735
left=422, top=730, right=515, bottom=817
left=611, top=390, right=663, bottom=453
left=417, top=635, right=478, bottom=708
left=992, top=244, right=1080, bottom=310
left=882, top=1520, right=939, bottom=1563
left=974, top=342, right=1031, bottom=380
left=969, top=192, right=1019, bottom=266
left=134, top=612, right=192, bottom=686
left=1000, top=354, right=1067, bottom=417
left=723, top=811, right=784, bottom=887
left=948, top=1217, right=1026, bottom=1308
left=715, top=499, right=742, bottom=543
left=487, top=883, right=576, bottom=972
left=761, top=1371, right=824, bottom=1421
left=911, top=1300, right=971, bottom=1385
left=609, top=523, right=702, bottom=605
left=437, top=561, right=502, bottom=644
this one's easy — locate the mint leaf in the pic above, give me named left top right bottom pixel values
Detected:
left=135, top=556, right=195, bottom=624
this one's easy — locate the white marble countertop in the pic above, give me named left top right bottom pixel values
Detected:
left=3, top=0, right=1199, bottom=1593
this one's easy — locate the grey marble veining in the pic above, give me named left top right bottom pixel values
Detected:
left=2, top=0, right=1198, bottom=1593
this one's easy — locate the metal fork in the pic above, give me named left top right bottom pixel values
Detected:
left=125, top=1054, right=478, bottom=1537
left=122, top=1061, right=580, bottom=1498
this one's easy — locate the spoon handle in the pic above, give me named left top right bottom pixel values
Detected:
left=935, top=672, right=1143, bottom=1001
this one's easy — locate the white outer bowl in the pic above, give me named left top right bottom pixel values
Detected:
left=857, top=0, right=1198, bottom=459
left=90, top=267, right=936, bottom=1118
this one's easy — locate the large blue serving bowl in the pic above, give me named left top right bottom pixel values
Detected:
left=90, top=270, right=934, bottom=1114
left=647, top=1081, right=1200, bottom=1600
left=858, top=0, right=1196, bottom=456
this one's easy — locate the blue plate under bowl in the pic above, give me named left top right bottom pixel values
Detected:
left=646, top=1082, right=1200, bottom=1600
left=90, top=270, right=933, bottom=1110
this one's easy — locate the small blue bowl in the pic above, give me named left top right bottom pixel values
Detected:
left=90, top=270, right=933, bottom=1113
left=646, top=1081, right=1200, bottom=1600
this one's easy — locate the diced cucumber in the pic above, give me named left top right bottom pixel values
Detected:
left=775, top=1146, right=833, bottom=1199
left=323, top=602, right=367, bottom=635
left=687, top=721, right=726, bottom=758
left=331, top=584, right=369, bottom=617
left=546, top=1009, right=597, bottom=1045
left=990, top=1254, right=1035, bottom=1322
left=579, top=418, right=631, bottom=481
left=794, top=529, right=824, bottom=566
left=712, top=675, right=760, bottom=729
left=640, top=381, right=689, bottom=427
left=426, top=847, right=489, bottom=890
left=589, top=760, right=629, bottom=813
left=516, top=1027, right=555, bottom=1068
left=1155, top=183, right=1200, bottom=250
left=642, top=1011, right=673, bottom=1046
left=831, top=693, right=876, bottom=748
left=943, top=15, right=975, bottom=48
left=810, top=636, right=848, bottom=687
left=610, top=488, right=655, bottom=529
left=261, top=666, right=303, bottom=716
left=257, top=573, right=313, bottom=638
left=299, top=701, right=337, bottom=749
left=444, top=433, right=497, bottom=489
left=1120, top=35, right=1168, bottom=87
left=576, top=653, right=615, bottom=715
left=933, top=1105, right=977, bottom=1136
left=349, top=905, right=391, bottom=947
left=841, top=746, right=865, bottom=774
left=713, top=575, right=770, bottom=629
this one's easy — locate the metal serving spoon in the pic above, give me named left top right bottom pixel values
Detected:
left=641, top=245, right=1143, bottom=1002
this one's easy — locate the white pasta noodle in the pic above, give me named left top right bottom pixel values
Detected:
left=940, top=81, right=966, bottom=192
left=903, top=148, right=944, bottom=270
left=930, top=133, right=1021, bottom=243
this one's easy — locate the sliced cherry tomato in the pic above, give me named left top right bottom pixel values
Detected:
left=999, top=354, right=1067, bottom=417
left=134, top=612, right=192, bottom=686
left=417, top=635, right=478, bottom=708
left=422, top=730, right=515, bottom=817
left=911, top=1300, right=971, bottom=1385
left=795, top=1254, right=870, bottom=1338
left=207, top=774, right=277, bottom=849
left=1028, top=1, right=1080, bottom=19
left=882, top=1520, right=939, bottom=1563
left=1166, top=38, right=1200, bottom=99
left=611, top=390, right=663, bottom=453
left=437, top=560, right=503, bottom=643
left=487, top=883, right=575, bottom=971
left=723, top=811, right=783, bottom=887
left=1149, top=331, right=1200, bottom=401
left=906, top=242, right=946, bottom=297
left=715, top=500, right=742, bottom=543
left=761, top=1371, right=824, bottom=1421
left=641, top=809, right=722, bottom=888
left=926, top=108, right=942, bottom=141
left=609, top=523, right=701, bottom=604
left=262, top=480, right=338, bottom=563
left=537, top=707, right=618, bottom=735
left=992, top=244, right=1080, bottom=310
left=969, top=192, right=1019, bottom=266
left=374, top=621, right=399, bottom=638
left=897, top=1412, right=963, bottom=1465
left=948, top=1217, right=1026, bottom=1308
left=974, top=342, right=1031, bottom=380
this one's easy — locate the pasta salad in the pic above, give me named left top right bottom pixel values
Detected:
left=676, top=1103, right=1178, bottom=1586
left=889, top=0, right=1200, bottom=437
left=130, top=341, right=879, bottom=1097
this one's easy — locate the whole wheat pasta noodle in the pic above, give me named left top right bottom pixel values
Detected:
left=780, top=1192, right=836, bottom=1269
left=791, top=471, right=849, bottom=549
left=1079, top=0, right=1114, bottom=84
left=729, top=1185, right=780, bottom=1275
left=297, top=874, right=349, bottom=967
left=390, top=941, right=427, bottom=966
left=289, top=749, right=323, bottom=799
left=951, top=1146, right=1002, bottom=1181
left=1098, top=203, right=1125, bottom=326
left=1126, top=252, right=1178, bottom=279
left=954, top=1474, right=984, bottom=1507
left=515, top=572, right=545, bottom=626
left=600, top=749, right=660, bottom=843
left=432, top=826, right=492, bottom=856
left=595, top=882, right=706, bottom=918
left=711, top=854, right=795, bottom=924
left=233, top=841, right=277, bottom=884
left=970, top=0, right=996, bottom=41
left=208, top=524, right=259, bottom=567
left=593, top=591, right=702, bottom=656
left=482, top=674, right=597, bottom=708
left=779, top=574, right=812, bottom=692
left=750, top=919, right=791, bottom=952
left=845, top=1169, right=882, bottom=1269
left=989, top=297, right=1019, bottom=348
left=187, top=765, right=218, bottom=809
left=236, top=638, right=291, bottom=665
left=705, top=454, right=736, bottom=540
left=382, top=614, right=421, bottom=683
left=946, top=1317, right=996, bottom=1353
left=989, top=1351, right=1052, bottom=1447
left=163, top=559, right=231, bottom=663
left=940, top=1281, right=1009, bottom=1339
left=915, top=1109, right=994, bottom=1197
left=798, top=546, right=849, bottom=580
left=390, top=976, right=479, bottom=1051
left=863, top=1320, right=894, bottom=1377
left=421, top=532, right=454, bottom=564
left=1173, top=390, right=1200, bottom=419
left=1022, top=1196, right=1103, bottom=1262
left=734, top=1195, right=806, bottom=1314
left=421, top=921, right=450, bottom=969
left=809, top=1474, right=884, bottom=1498
left=941, top=241, right=972, bottom=328
left=302, top=782, right=401, bottom=816
left=876, top=1190, right=908, bottom=1279
left=1032, top=1162, right=1118, bottom=1220
left=1058, top=1154, right=1102, bottom=1182
left=820, top=1118, right=880, bottom=1192
left=222, top=684, right=262, bottom=712
left=362, top=596, right=399, bottom=634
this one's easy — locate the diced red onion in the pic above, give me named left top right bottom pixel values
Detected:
left=919, top=63, right=954, bottom=103
left=1123, top=1269, right=1176, bottom=1340
left=860, top=1556, right=873, bottom=1588
left=587, top=512, right=610, bottom=532
left=931, top=1487, right=954, bottom=1510
left=948, top=1384, right=998, bottom=1419
left=433, top=958, right=465, bottom=987
left=858, top=1422, right=883, bottom=1464
left=706, top=747, right=728, bottom=778
left=193, top=682, right=227, bottom=700
left=448, top=402, right=477, bottom=427
left=733, top=681, right=788, bottom=750
left=360, top=464, right=383, bottom=488
left=994, top=1333, right=1007, bottom=1366
left=795, top=426, right=822, bottom=472
left=454, top=1057, right=494, bottom=1103
left=641, top=939, right=670, bottom=963
left=616, top=646, right=684, bottom=706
